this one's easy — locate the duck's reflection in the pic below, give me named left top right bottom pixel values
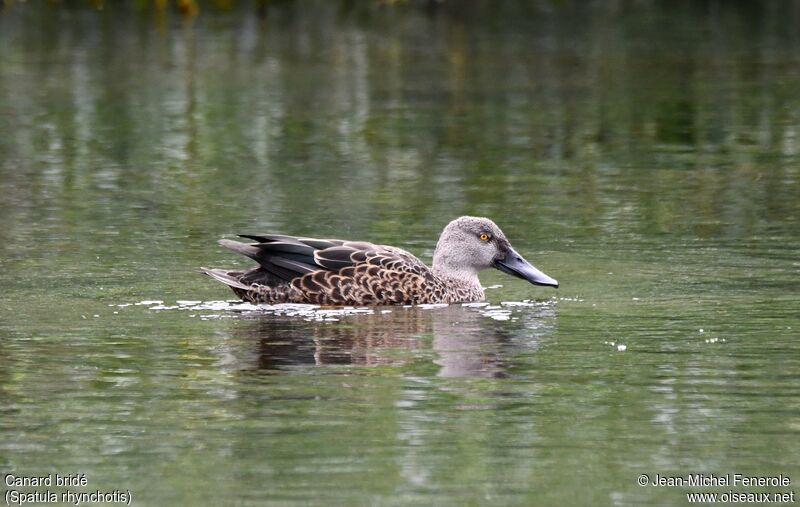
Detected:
left=231, top=303, right=556, bottom=378
left=431, top=307, right=510, bottom=378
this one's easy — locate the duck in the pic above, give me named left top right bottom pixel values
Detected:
left=201, top=216, right=558, bottom=305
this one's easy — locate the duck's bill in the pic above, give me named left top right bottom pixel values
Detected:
left=494, top=247, right=559, bottom=288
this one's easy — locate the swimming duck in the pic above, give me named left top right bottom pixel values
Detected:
left=202, top=216, right=558, bottom=305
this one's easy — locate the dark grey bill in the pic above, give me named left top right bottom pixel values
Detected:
left=494, top=246, right=559, bottom=288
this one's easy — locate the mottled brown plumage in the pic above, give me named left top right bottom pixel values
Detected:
left=202, top=217, right=558, bottom=305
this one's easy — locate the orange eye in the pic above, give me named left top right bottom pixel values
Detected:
left=479, top=233, right=490, bottom=241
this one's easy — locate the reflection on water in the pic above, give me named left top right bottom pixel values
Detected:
left=234, top=306, right=431, bottom=369
left=1, top=1, right=799, bottom=252
left=431, top=303, right=555, bottom=378
left=138, top=300, right=556, bottom=377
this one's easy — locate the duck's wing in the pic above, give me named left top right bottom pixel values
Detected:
left=293, top=243, right=435, bottom=304
left=220, top=234, right=432, bottom=286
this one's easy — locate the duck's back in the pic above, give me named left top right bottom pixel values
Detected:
left=202, top=234, right=471, bottom=305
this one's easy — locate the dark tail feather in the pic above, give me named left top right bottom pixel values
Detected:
left=218, top=239, right=261, bottom=261
left=200, top=267, right=253, bottom=291
left=217, top=238, right=318, bottom=283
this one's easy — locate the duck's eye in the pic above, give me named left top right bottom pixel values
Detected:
left=479, top=233, right=490, bottom=241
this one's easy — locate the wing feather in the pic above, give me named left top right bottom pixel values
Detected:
left=254, top=241, right=316, bottom=256
left=314, top=246, right=362, bottom=270
left=300, top=238, right=346, bottom=250
left=270, top=257, right=318, bottom=275
left=217, top=233, right=434, bottom=305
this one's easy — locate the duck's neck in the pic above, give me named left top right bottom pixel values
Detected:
left=432, top=260, right=484, bottom=295
left=432, top=239, right=486, bottom=300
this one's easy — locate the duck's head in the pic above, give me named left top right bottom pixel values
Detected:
left=432, top=216, right=559, bottom=288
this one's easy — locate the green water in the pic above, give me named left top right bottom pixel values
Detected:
left=2, top=2, right=799, bottom=505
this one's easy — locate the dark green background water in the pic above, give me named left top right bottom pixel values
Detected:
left=1, top=1, right=799, bottom=505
